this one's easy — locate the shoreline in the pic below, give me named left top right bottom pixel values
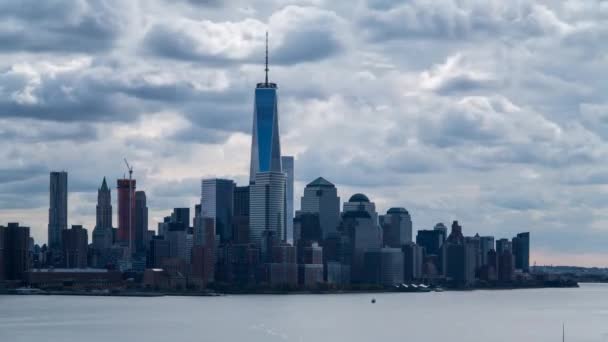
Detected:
left=0, top=282, right=579, bottom=297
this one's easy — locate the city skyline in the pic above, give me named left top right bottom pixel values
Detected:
left=1, top=0, right=608, bottom=267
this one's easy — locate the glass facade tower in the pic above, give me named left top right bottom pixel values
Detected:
left=249, top=83, right=282, bottom=184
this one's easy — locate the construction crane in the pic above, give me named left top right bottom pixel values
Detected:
left=124, top=158, right=133, bottom=260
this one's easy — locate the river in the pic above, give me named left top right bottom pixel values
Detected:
left=1, top=283, right=607, bottom=342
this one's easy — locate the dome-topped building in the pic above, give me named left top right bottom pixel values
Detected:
left=343, top=193, right=378, bottom=225
left=348, top=193, right=370, bottom=203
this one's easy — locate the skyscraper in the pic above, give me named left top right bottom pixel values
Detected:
left=479, top=236, right=495, bottom=266
left=249, top=33, right=282, bottom=184
left=513, top=232, right=530, bottom=272
left=135, top=191, right=148, bottom=253
left=1, top=223, right=30, bottom=281
left=93, top=177, right=113, bottom=250
left=380, top=207, right=413, bottom=247
left=281, top=156, right=294, bottom=243
left=201, top=179, right=235, bottom=242
left=343, top=193, right=379, bottom=225
left=232, top=186, right=250, bottom=244
left=62, top=225, right=88, bottom=268
left=117, top=178, right=136, bottom=248
left=300, top=177, right=340, bottom=238
left=48, top=171, right=68, bottom=250
left=250, top=172, right=286, bottom=244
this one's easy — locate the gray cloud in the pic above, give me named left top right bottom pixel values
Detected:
left=0, top=0, right=130, bottom=53
left=0, top=0, right=607, bottom=265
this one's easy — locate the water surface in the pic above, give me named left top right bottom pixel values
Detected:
left=2, top=284, right=607, bottom=342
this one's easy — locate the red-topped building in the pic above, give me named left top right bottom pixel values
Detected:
left=117, top=179, right=136, bottom=246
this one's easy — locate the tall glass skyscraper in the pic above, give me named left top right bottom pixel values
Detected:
left=249, top=34, right=282, bottom=184
left=201, top=178, right=235, bottom=243
left=48, top=171, right=68, bottom=250
left=281, top=156, right=294, bottom=243
left=248, top=33, right=287, bottom=245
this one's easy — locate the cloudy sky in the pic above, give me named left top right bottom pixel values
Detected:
left=1, top=0, right=607, bottom=266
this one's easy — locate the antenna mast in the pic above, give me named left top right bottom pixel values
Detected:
left=265, top=31, right=269, bottom=86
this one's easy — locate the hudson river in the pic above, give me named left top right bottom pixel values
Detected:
left=2, top=283, right=607, bottom=342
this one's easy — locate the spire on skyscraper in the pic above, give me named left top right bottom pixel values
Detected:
left=265, top=31, right=269, bottom=86
left=100, top=177, right=109, bottom=191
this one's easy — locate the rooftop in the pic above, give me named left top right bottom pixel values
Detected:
left=307, top=177, right=335, bottom=188
left=349, top=193, right=370, bottom=203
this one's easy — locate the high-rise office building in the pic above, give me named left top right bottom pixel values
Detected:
left=380, top=207, right=413, bottom=247
left=250, top=172, right=286, bottom=244
left=171, top=208, right=190, bottom=231
left=234, top=186, right=250, bottom=217
left=201, top=179, right=235, bottom=242
left=48, top=171, right=68, bottom=250
left=416, top=229, right=444, bottom=256
left=93, top=177, right=113, bottom=250
left=148, top=236, right=170, bottom=268
left=232, top=186, right=250, bottom=244
left=496, top=238, right=512, bottom=254
left=443, top=242, right=476, bottom=287
left=380, top=247, right=404, bottom=286
left=249, top=33, right=282, bottom=184
left=96, top=177, right=112, bottom=230
left=300, top=177, right=340, bottom=238
left=281, top=156, right=294, bottom=243
left=433, top=222, right=448, bottom=240
left=62, top=225, right=88, bottom=268
left=446, top=221, right=464, bottom=244
left=402, top=242, right=424, bottom=281
left=343, top=193, right=379, bottom=225
left=1, top=223, right=30, bottom=281
left=135, top=191, right=148, bottom=253
left=341, top=195, right=382, bottom=283
left=479, top=236, right=495, bottom=266
left=513, top=232, right=530, bottom=272
left=117, top=178, right=136, bottom=248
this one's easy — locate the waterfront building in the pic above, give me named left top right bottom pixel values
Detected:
left=300, top=177, right=340, bottom=238
left=513, top=232, right=530, bottom=272
left=498, top=249, right=515, bottom=282
left=27, top=268, right=123, bottom=289
left=443, top=242, right=476, bottom=287
left=48, top=171, right=68, bottom=251
left=62, top=225, right=88, bottom=268
left=192, top=218, right=216, bottom=286
left=402, top=243, right=424, bottom=281
left=326, top=261, right=350, bottom=286
left=1, top=223, right=30, bottom=281
left=380, top=247, right=404, bottom=286
left=201, top=179, right=235, bottom=243
left=380, top=207, right=413, bottom=247
left=282, top=156, right=294, bottom=243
